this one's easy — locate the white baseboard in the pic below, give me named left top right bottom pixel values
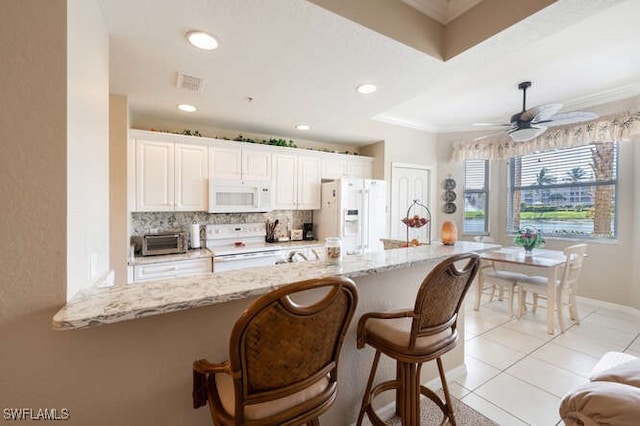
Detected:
left=577, top=295, right=640, bottom=316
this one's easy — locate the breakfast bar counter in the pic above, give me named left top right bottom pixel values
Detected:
left=53, top=241, right=497, bottom=331
left=51, top=241, right=498, bottom=425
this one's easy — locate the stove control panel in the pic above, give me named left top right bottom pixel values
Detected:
left=205, top=223, right=266, bottom=241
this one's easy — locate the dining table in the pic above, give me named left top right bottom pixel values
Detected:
left=478, top=246, right=568, bottom=334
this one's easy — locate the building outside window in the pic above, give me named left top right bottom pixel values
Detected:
left=463, top=159, right=489, bottom=235
left=508, top=142, right=618, bottom=239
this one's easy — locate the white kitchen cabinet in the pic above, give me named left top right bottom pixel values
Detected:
left=321, top=154, right=373, bottom=180
left=209, top=145, right=242, bottom=179
left=272, top=153, right=321, bottom=210
left=210, top=143, right=271, bottom=181
left=348, top=157, right=373, bottom=179
left=134, top=139, right=207, bottom=212
left=297, top=155, right=321, bottom=209
left=322, top=156, right=348, bottom=180
left=133, top=257, right=212, bottom=282
left=135, top=140, right=174, bottom=211
left=175, top=144, right=209, bottom=211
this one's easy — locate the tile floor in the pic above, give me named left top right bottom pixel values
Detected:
left=453, top=287, right=640, bottom=425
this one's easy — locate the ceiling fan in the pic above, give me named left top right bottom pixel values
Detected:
left=476, top=81, right=599, bottom=142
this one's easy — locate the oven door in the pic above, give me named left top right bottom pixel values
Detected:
left=214, top=250, right=283, bottom=272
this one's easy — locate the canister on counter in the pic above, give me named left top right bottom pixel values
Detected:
left=325, top=237, right=342, bottom=264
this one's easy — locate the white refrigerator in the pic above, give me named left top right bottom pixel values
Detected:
left=315, top=178, right=387, bottom=254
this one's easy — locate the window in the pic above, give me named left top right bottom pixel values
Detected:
left=463, top=159, right=489, bottom=235
left=508, top=142, right=618, bottom=239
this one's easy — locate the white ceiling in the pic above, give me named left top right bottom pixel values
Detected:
left=100, top=0, right=640, bottom=146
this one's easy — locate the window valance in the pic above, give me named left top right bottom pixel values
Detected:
left=450, top=111, right=640, bottom=162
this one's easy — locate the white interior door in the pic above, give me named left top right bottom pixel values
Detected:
left=390, top=163, right=433, bottom=243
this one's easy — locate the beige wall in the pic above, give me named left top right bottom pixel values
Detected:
left=67, top=0, right=110, bottom=298
left=359, top=141, right=384, bottom=180
left=109, top=95, right=129, bottom=284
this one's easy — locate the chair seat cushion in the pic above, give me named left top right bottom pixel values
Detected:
left=517, top=275, right=549, bottom=286
left=559, top=381, right=640, bottom=426
left=482, top=270, right=530, bottom=284
left=214, top=372, right=329, bottom=420
left=365, top=316, right=453, bottom=352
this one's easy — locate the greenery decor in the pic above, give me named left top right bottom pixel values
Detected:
left=514, top=226, right=545, bottom=252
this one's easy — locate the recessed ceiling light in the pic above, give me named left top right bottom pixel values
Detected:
left=356, top=83, right=377, bottom=94
left=177, top=104, right=197, bottom=112
left=295, top=124, right=310, bottom=131
left=186, top=31, right=219, bottom=50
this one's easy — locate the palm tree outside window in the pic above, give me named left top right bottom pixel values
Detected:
left=508, top=143, right=618, bottom=239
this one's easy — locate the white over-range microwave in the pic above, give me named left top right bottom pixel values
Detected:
left=208, top=180, right=272, bottom=213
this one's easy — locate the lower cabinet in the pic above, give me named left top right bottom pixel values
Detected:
left=132, top=258, right=213, bottom=282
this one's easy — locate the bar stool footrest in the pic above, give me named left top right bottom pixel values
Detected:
left=363, top=379, right=452, bottom=426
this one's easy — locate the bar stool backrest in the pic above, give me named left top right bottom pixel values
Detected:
left=410, top=253, right=480, bottom=349
left=228, top=276, right=358, bottom=417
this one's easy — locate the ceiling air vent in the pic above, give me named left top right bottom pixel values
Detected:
left=176, top=72, right=205, bottom=92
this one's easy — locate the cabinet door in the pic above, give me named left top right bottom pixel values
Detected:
left=348, top=158, right=373, bottom=179
left=133, top=258, right=212, bottom=282
left=297, top=155, right=321, bottom=210
left=272, top=153, right=297, bottom=209
left=210, top=145, right=242, bottom=180
left=175, top=144, right=208, bottom=211
left=135, top=140, right=174, bottom=212
left=322, top=156, right=348, bottom=180
left=242, top=148, right=271, bottom=181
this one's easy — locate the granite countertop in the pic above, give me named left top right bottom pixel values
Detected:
left=53, top=241, right=498, bottom=331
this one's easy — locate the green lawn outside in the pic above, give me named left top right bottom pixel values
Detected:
left=520, top=211, right=590, bottom=220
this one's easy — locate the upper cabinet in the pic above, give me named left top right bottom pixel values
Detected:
left=135, top=140, right=174, bottom=211
left=133, top=137, right=208, bottom=212
left=210, top=143, right=271, bottom=181
left=129, top=130, right=375, bottom=213
left=272, top=153, right=321, bottom=210
left=321, top=154, right=373, bottom=180
left=174, top=144, right=209, bottom=211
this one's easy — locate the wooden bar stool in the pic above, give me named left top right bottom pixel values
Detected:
left=356, top=253, right=480, bottom=426
left=193, top=276, right=358, bottom=425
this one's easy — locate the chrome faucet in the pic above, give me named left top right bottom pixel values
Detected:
left=288, top=251, right=308, bottom=262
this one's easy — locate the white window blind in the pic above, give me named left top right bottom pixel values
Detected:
left=508, top=143, right=618, bottom=239
left=463, top=160, right=488, bottom=235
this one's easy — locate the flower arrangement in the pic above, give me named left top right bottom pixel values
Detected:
left=514, top=226, right=545, bottom=252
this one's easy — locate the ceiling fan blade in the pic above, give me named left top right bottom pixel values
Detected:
left=521, top=103, right=563, bottom=122
left=545, top=111, right=599, bottom=127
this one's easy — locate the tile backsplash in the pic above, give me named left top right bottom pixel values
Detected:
left=131, top=211, right=313, bottom=247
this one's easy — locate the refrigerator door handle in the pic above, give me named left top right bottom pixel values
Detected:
left=361, top=189, right=369, bottom=251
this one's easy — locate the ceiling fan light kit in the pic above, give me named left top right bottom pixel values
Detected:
left=476, top=81, right=599, bottom=142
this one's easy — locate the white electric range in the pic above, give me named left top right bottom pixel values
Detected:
left=205, top=223, right=284, bottom=272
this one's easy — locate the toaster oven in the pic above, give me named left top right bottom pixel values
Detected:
left=142, top=232, right=187, bottom=256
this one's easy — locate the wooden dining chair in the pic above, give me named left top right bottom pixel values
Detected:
left=193, top=276, right=358, bottom=425
left=356, top=253, right=480, bottom=426
left=517, top=244, right=587, bottom=331
left=473, top=238, right=528, bottom=317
